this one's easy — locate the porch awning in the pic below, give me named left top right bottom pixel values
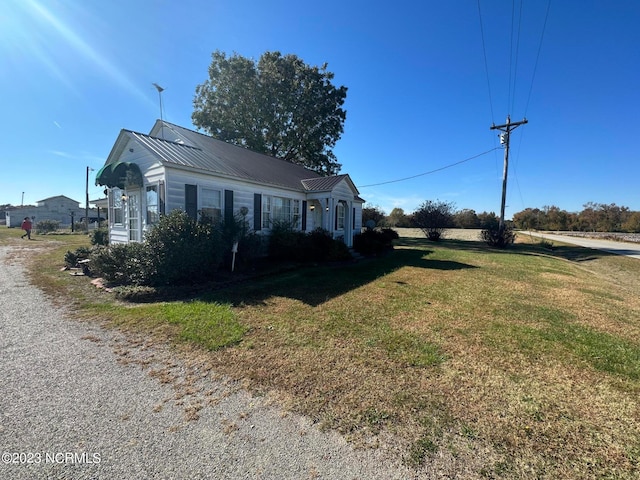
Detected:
left=95, top=162, right=143, bottom=189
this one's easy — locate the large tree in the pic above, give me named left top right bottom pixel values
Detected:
left=192, top=50, right=347, bottom=176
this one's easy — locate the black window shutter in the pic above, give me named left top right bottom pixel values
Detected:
left=185, top=184, right=197, bottom=220
left=335, top=205, right=338, bottom=230
left=224, top=190, right=234, bottom=224
left=253, top=193, right=262, bottom=231
left=159, top=181, right=166, bottom=215
left=353, top=207, right=356, bottom=229
left=301, top=201, right=307, bottom=231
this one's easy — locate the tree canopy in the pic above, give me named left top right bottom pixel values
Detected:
left=192, top=50, right=348, bottom=176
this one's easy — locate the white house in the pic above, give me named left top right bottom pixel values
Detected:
left=5, top=195, right=94, bottom=228
left=96, top=120, right=364, bottom=246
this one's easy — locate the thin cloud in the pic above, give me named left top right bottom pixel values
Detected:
left=24, top=0, right=151, bottom=106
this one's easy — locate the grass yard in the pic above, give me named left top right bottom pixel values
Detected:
left=2, top=226, right=639, bottom=479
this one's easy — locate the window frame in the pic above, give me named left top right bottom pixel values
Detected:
left=110, top=188, right=124, bottom=226
left=262, top=195, right=299, bottom=229
left=145, top=185, right=160, bottom=226
left=201, top=187, right=222, bottom=223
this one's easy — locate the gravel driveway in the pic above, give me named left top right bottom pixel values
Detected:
left=0, top=245, right=414, bottom=479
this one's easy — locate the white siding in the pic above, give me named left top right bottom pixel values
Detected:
left=104, top=139, right=363, bottom=247
left=164, top=166, right=306, bottom=233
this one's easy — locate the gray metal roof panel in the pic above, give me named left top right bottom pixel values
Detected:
left=130, top=124, right=325, bottom=191
left=301, top=175, right=349, bottom=191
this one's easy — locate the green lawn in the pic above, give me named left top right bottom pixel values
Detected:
left=3, top=226, right=639, bottom=479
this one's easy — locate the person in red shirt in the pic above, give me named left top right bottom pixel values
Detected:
left=21, top=217, right=32, bottom=240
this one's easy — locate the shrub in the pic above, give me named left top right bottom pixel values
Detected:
left=90, top=227, right=109, bottom=246
left=74, top=222, right=88, bottom=232
left=326, top=237, right=352, bottom=261
left=304, top=228, right=336, bottom=262
left=111, top=285, right=159, bottom=302
left=268, top=220, right=307, bottom=261
left=35, top=219, right=59, bottom=234
left=353, top=228, right=397, bottom=256
left=381, top=228, right=399, bottom=242
left=481, top=226, right=516, bottom=248
left=89, top=243, right=153, bottom=285
left=64, top=246, right=92, bottom=268
left=268, top=224, right=353, bottom=263
left=233, top=232, right=263, bottom=269
left=144, top=209, right=224, bottom=285
left=411, top=200, right=455, bottom=241
left=221, top=210, right=263, bottom=270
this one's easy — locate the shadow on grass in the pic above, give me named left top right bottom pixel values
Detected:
left=203, top=247, right=477, bottom=307
left=204, top=235, right=616, bottom=307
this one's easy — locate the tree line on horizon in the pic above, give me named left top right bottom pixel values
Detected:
left=364, top=202, right=640, bottom=233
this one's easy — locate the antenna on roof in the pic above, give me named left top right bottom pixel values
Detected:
left=152, top=83, right=165, bottom=139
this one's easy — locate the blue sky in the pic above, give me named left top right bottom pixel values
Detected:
left=1, top=0, right=638, bottom=218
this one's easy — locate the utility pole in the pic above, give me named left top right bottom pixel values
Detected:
left=490, top=115, right=528, bottom=232
left=85, top=166, right=94, bottom=233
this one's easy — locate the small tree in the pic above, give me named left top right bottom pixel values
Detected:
left=387, top=207, right=411, bottom=227
left=362, top=204, right=386, bottom=228
left=453, top=209, right=480, bottom=228
left=411, top=200, right=455, bottom=241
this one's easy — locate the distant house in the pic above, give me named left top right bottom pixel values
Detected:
left=96, top=120, right=364, bottom=246
left=4, top=195, right=95, bottom=228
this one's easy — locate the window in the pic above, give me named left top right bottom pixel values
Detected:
left=146, top=185, right=159, bottom=225
left=111, top=188, right=123, bottom=225
left=201, top=188, right=221, bottom=222
left=337, top=202, right=345, bottom=230
left=262, top=195, right=299, bottom=228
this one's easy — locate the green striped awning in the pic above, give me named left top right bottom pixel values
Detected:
left=95, top=162, right=143, bottom=189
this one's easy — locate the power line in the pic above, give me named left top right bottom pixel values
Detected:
left=476, top=0, right=495, bottom=123
left=358, top=147, right=500, bottom=188
left=524, top=0, right=552, bottom=116
left=510, top=0, right=524, bottom=115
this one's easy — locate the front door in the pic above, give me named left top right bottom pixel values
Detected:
left=127, top=191, right=141, bottom=241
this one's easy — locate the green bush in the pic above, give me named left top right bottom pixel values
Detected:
left=303, top=228, right=336, bottom=262
left=89, top=243, right=153, bottom=285
left=111, top=285, right=159, bottom=302
left=353, top=228, right=397, bottom=255
left=326, top=237, right=352, bottom=262
left=268, top=224, right=352, bottom=263
left=64, top=246, right=92, bottom=268
left=381, top=228, right=400, bottom=242
left=411, top=200, right=455, bottom=241
left=268, top=220, right=307, bottom=261
left=221, top=210, right=263, bottom=270
left=35, top=219, right=59, bottom=234
left=481, top=226, right=516, bottom=248
left=144, top=209, right=224, bottom=285
left=90, top=227, right=109, bottom=246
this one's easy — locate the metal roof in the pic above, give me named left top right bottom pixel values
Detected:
left=301, top=175, right=349, bottom=191
left=104, top=122, right=362, bottom=200
left=129, top=123, right=326, bottom=192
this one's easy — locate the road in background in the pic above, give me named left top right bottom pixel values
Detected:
left=520, top=231, right=640, bottom=260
